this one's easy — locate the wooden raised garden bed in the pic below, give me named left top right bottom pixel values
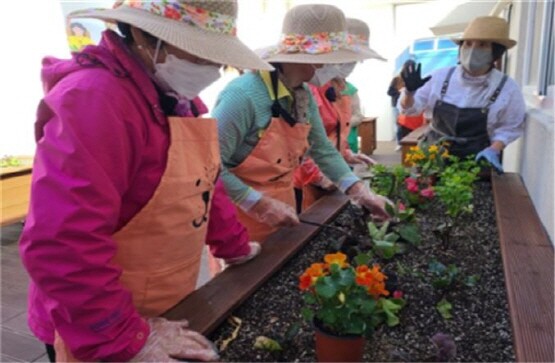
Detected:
left=163, top=173, right=553, bottom=362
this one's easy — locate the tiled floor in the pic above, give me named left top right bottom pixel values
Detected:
left=0, top=141, right=399, bottom=362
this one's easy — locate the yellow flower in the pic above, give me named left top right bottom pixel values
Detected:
left=428, top=145, right=439, bottom=153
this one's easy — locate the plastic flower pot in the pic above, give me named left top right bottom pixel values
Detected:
left=313, top=318, right=365, bottom=362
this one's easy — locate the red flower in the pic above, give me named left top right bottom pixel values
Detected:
left=393, top=290, right=404, bottom=299
left=398, top=202, right=406, bottom=211
left=420, top=187, right=435, bottom=199
left=405, top=177, right=419, bottom=193
left=164, top=7, right=181, bottom=20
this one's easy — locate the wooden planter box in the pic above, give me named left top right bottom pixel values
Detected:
left=163, top=173, right=554, bottom=362
left=1, top=156, right=34, bottom=226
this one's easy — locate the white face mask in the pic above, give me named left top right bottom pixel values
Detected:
left=336, top=62, right=356, bottom=79
left=308, top=64, right=341, bottom=87
left=460, top=47, right=493, bottom=74
left=151, top=41, right=221, bottom=99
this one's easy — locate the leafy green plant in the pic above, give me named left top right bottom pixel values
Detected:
left=428, top=259, right=480, bottom=291
left=434, top=157, right=481, bottom=247
left=436, top=298, right=453, bottom=320
left=404, top=141, right=450, bottom=177
left=367, top=221, right=400, bottom=259
left=384, top=202, right=422, bottom=246
left=299, top=252, right=405, bottom=338
left=369, top=164, right=410, bottom=201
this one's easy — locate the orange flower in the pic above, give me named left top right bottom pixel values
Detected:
left=324, top=252, right=348, bottom=268
left=299, top=273, right=313, bottom=290
left=306, top=263, right=327, bottom=277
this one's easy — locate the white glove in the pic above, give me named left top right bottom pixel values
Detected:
left=131, top=318, right=219, bottom=362
left=346, top=182, right=391, bottom=222
left=247, top=196, right=299, bottom=228
left=344, top=150, right=376, bottom=166
left=312, top=173, right=337, bottom=191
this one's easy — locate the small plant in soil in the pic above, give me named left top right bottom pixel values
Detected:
left=434, top=157, right=481, bottom=248
left=299, top=252, right=405, bottom=337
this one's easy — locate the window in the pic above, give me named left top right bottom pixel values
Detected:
left=412, top=39, right=434, bottom=52
left=437, top=38, right=457, bottom=50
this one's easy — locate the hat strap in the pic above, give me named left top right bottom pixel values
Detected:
left=278, top=31, right=347, bottom=54
left=125, top=0, right=237, bottom=35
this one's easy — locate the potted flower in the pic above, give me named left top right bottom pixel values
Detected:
left=299, top=252, right=405, bottom=362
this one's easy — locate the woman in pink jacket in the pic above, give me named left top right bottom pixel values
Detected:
left=18, top=1, right=270, bottom=361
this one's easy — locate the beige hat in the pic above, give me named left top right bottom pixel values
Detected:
left=69, top=0, right=272, bottom=71
left=346, top=18, right=386, bottom=62
left=453, top=16, right=516, bottom=49
left=257, top=4, right=373, bottom=64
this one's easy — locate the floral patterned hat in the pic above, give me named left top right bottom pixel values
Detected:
left=69, top=0, right=272, bottom=71
left=346, top=18, right=387, bottom=62
left=257, top=4, right=374, bottom=64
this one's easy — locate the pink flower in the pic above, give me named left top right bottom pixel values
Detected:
left=405, top=177, right=419, bottom=193
left=398, top=202, right=406, bottom=211
left=420, top=187, right=435, bottom=199
left=393, top=290, right=404, bottom=299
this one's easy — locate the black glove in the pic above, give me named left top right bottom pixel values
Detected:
left=401, top=62, right=431, bottom=92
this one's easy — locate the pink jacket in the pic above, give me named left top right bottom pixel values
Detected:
left=19, top=30, right=248, bottom=361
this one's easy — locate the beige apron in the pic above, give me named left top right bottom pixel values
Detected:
left=231, top=118, right=311, bottom=243
left=54, top=116, right=220, bottom=361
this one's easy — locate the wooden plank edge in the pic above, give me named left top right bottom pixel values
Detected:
left=492, top=173, right=554, bottom=362
left=162, top=190, right=350, bottom=334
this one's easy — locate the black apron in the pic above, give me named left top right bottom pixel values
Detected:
left=424, top=67, right=508, bottom=159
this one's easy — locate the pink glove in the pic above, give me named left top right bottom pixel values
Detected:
left=131, top=318, right=219, bottom=362
left=247, top=196, right=300, bottom=227
left=346, top=182, right=391, bottom=222
left=344, top=149, right=376, bottom=166
left=311, top=172, right=337, bottom=191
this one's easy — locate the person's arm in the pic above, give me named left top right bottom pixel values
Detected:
left=489, top=82, right=527, bottom=150
left=213, top=85, right=262, bottom=210
left=20, top=86, right=149, bottom=362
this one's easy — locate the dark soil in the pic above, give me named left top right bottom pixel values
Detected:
left=209, top=181, right=514, bottom=362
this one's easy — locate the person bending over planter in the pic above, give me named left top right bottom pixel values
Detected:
left=213, top=4, right=390, bottom=243
left=294, top=17, right=387, bottom=212
left=398, top=16, right=526, bottom=174
left=18, top=1, right=271, bottom=362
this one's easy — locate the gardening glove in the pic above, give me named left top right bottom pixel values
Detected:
left=401, top=62, right=431, bottom=92
left=131, top=317, right=219, bottom=362
left=247, top=195, right=300, bottom=228
left=346, top=182, right=391, bottom=222
left=312, top=173, right=337, bottom=191
left=475, top=147, right=504, bottom=174
left=344, top=149, right=376, bottom=166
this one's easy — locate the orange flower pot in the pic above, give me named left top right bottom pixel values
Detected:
left=313, top=320, right=365, bottom=362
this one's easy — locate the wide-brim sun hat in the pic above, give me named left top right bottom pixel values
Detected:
left=69, top=0, right=273, bottom=71
left=256, top=4, right=374, bottom=64
left=452, top=16, right=516, bottom=49
left=346, top=18, right=387, bottom=62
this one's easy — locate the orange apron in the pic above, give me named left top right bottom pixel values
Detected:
left=300, top=94, right=352, bottom=212
left=231, top=118, right=311, bottom=243
left=54, top=116, right=220, bottom=361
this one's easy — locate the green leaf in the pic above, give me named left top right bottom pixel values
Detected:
left=254, top=336, right=282, bottom=352
left=301, top=307, right=314, bottom=322
left=359, top=299, right=377, bottom=315
left=428, top=260, right=446, bottom=274
left=398, top=224, right=421, bottom=245
left=315, top=278, right=337, bottom=298
left=303, top=293, right=316, bottom=304
left=380, top=299, right=404, bottom=327
left=464, top=274, right=480, bottom=287
left=437, top=298, right=453, bottom=319
left=354, top=252, right=371, bottom=267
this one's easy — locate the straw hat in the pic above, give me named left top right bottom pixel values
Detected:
left=69, top=0, right=272, bottom=70
left=257, top=4, right=373, bottom=64
left=346, top=18, right=386, bottom=61
left=453, top=16, right=516, bottom=49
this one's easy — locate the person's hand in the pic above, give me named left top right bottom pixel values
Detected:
left=344, top=150, right=376, bottom=166
left=346, top=182, right=391, bottom=222
left=312, top=173, right=336, bottom=191
left=248, top=196, right=299, bottom=227
left=401, top=62, right=431, bottom=92
left=475, top=147, right=504, bottom=174
left=131, top=317, right=219, bottom=362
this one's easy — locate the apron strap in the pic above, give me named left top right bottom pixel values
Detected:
left=483, top=74, right=508, bottom=110
left=270, top=70, right=297, bottom=127
left=440, top=67, right=457, bottom=99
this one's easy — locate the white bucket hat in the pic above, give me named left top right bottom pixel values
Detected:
left=257, top=4, right=374, bottom=64
left=453, top=16, right=516, bottom=49
left=69, top=0, right=273, bottom=71
left=346, top=18, right=386, bottom=62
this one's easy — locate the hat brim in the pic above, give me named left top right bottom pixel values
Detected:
left=256, top=45, right=379, bottom=64
left=452, top=37, right=516, bottom=49
left=358, top=47, right=387, bottom=62
left=70, top=7, right=273, bottom=71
